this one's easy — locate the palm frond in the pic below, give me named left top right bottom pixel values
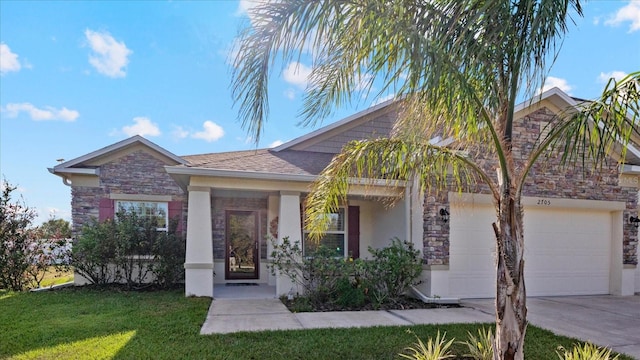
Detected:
left=304, top=138, right=496, bottom=239
left=519, top=71, right=640, bottom=195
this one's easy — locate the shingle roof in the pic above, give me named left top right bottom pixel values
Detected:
left=181, top=149, right=336, bottom=176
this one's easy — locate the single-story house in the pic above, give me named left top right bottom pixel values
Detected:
left=50, top=87, right=640, bottom=298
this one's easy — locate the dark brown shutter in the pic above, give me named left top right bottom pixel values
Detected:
left=98, top=198, right=114, bottom=221
left=348, top=206, right=360, bottom=259
left=168, top=201, right=183, bottom=234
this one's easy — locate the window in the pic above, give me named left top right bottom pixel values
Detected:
left=115, top=201, right=168, bottom=231
left=303, top=208, right=346, bottom=257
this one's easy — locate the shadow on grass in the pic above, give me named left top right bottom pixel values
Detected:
left=1, top=288, right=633, bottom=360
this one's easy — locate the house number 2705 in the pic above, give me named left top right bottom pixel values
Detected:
left=537, top=199, right=551, bottom=206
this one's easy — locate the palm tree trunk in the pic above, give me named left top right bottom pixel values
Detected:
left=493, top=189, right=527, bottom=360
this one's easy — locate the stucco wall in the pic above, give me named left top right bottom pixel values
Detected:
left=422, top=106, right=638, bottom=266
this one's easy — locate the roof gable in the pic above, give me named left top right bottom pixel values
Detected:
left=52, top=135, right=186, bottom=174
left=274, top=98, right=399, bottom=153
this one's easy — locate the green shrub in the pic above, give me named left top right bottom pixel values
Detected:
left=0, top=180, right=69, bottom=291
left=335, top=277, right=366, bottom=308
left=270, top=237, right=423, bottom=309
left=269, top=237, right=353, bottom=305
left=399, top=330, right=455, bottom=360
left=73, top=218, right=119, bottom=285
left=458, top=327, right=494, bottom=360
left=73, top=210, right=184, bottom=288
left=556, top=343, right=619, bottom=360
left=152, top=218, right=186, bottom=288
left=357, top=238, right=422, bottom=306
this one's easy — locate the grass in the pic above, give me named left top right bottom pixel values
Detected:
left=0, top=288, right=632, bottom=360
left=37, top=267, right=74, bottom=288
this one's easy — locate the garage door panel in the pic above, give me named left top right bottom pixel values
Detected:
left=526, top=271, right=609, bottom=296
left=450, top=272, right=496, bottom=298
left=450, top=204, right=612, bottom=298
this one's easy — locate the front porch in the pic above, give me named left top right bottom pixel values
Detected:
left=181, top=175, right=423, bottom=298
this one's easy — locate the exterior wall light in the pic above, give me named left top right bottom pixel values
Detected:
left=630, top=216, right=640, bottom=228
left=440, top=208, right=450, bottom=223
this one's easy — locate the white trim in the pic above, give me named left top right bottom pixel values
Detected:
left=622, top=164, right=640, bottom=174
left=115, top=200, right=169, bottom=232
left=514, top=87, right=578, bottom=114
left=449, top=192, right=626, bottom=211
left=48, top=167, right=99, bottom=175
left=165, top=165, right=407, bottom=188
left=109, top=194, right=172, bottom=202
left=53, top=135, right=186, bottom=171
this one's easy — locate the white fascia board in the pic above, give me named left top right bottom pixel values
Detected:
left=49, top=167, right=99, bottom=176
left=624, top=142, right=640, bottom=161
left=273, top=98, right=398, bottom=152
left=165, top=166, right=317, bottom=182
left=53, top=135, right=186, bottom=170
left=164, top=166, right=407, bottom=188
left=621, top=164, right=640, bottom=174
left=514, top=87, right=578, bottom=114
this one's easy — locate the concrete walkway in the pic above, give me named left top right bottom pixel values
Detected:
left=200, top=294, right=640, bottom=359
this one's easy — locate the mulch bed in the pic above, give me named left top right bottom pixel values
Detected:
left=281, top=295, right=460, bottom=312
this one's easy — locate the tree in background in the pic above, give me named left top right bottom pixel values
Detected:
left=232, top=1, right=639, bottom=359
left=38, top=218, right=72, bottom=240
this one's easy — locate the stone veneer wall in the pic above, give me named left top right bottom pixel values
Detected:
left=71, top=150, right=186, bottom=235
left=212, top=197, right=268, bottom=260
left=423, top=106, right=638, bottom=266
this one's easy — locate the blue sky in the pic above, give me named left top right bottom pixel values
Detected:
left=1, top=0, right=639, bottom=225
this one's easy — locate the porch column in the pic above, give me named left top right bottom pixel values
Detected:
left=184, top=186, right=214, bottom=297
left=277, top=191, right=301, bottom=296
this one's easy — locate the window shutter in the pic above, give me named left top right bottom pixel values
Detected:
left=168, top=201, right=184, bottom=234
left=348, top=206, right=360, bottom=259
left=98, top=198, right=114, bottom=221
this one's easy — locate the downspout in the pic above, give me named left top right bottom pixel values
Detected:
left=47, top=168, right=72, bottom=187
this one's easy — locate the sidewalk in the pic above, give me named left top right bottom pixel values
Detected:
left=199, top=298, right=493, bottom=334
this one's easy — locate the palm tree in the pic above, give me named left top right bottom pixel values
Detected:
left=231, top=1, right=640, bottom=359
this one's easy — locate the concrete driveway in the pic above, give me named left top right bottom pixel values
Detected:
left=463, top=296, right=640, bottom=359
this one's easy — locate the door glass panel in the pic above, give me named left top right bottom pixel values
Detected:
left=227, top=211, right=258, bottom=279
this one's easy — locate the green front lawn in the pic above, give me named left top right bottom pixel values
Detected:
left=0, top=288, right=631, bottom=360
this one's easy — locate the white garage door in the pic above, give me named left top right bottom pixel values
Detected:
left=449, top=203, right=612, bottom=298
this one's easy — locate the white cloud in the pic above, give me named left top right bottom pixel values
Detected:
left=235, top=0, right=271, bottom=27
left=192, top=120, right=224, bottom=142
left=284, top=88, right=296, bottom=100
left=371, top=93, right=396, bottom=106
left=540, top=76, right=573, bottom=95
left=598, top=71, right=628, bottom=84
left=1, top=43, right=22, bottom=75
left=122, top=117, right=161, bottom=137
left=85, top=29, right=132, bottom=78
left=2, top=103, right=79, bottom=121
left=268, top=140, right=284, bottom=148
left=283, top=61, right=312, bottom=89
left=605, top=1, right=640, bottom=32
left=172, top=125, right=189, bottom=139
left=236, top=0, right=260, bottom=16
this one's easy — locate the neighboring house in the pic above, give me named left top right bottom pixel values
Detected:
left=50, top=87, right=640, bottom=299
